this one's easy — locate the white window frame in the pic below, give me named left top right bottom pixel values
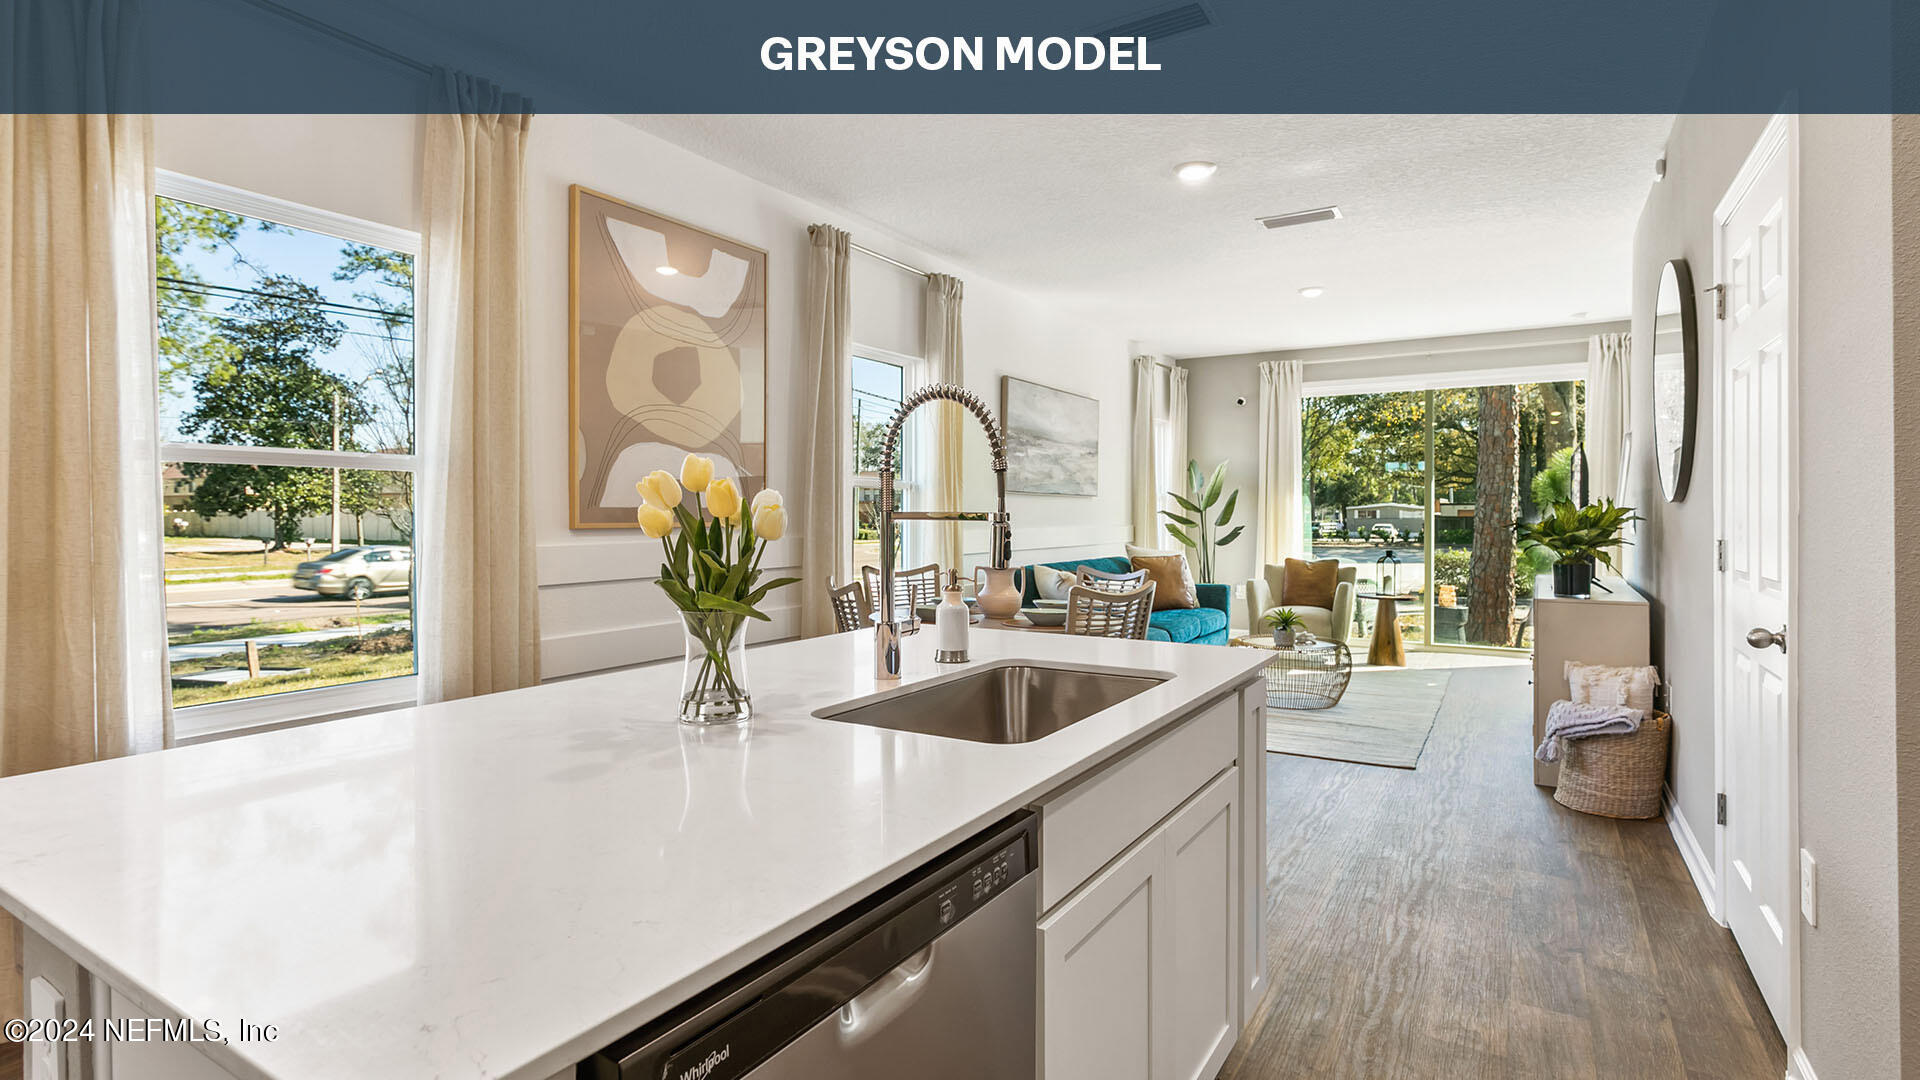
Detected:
left=157, top=171, right=422, bottom=741
left=849, top=344, right=928, bottom=564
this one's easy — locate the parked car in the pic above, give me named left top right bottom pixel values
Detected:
left=1367, top=523, right=1400, bottom=542
left=292, top=546, right=412, bottom=599
left=1316, top=520, right=1344, bottom=537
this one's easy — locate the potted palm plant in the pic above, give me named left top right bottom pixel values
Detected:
left=1513, top=499, right=1642, bottom=598
left=1264, top=607, right=1308, bottom=648
left=1161, top=460, right=1245, bottom=584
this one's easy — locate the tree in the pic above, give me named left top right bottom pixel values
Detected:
left=335, top=242, right=417, bottom=540
left=179, top=275, right=367, bottom=547
left=1465, top=385, right=1519, bottom=644
left=155, top=199, right=286, bottom=398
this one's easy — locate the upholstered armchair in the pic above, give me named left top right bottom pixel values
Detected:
left=1244, top=559, right=1358, bottom=644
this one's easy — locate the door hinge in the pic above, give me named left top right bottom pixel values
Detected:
left=1717, top=793, right=1727, bottom=826
left=1716, top=538, right=1726, bottom=572
left=1708, top=282, right=1727, bottom=320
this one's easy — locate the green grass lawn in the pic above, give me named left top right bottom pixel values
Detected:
left=170, top=628, right=414, bottom=708
left=167, top=612, right=409, bottom=646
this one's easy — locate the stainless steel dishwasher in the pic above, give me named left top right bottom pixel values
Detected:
left=581, top=811, right=1038, bottom=1080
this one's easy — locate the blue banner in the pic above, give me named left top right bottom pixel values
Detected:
left=4, top=0, right=1908, bottom=112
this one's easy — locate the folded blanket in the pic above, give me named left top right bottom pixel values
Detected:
left=1535, top=699, right=1644, bottom=763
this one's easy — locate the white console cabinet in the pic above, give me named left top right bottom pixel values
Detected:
left=1531, top=572, right=1651, bottom=787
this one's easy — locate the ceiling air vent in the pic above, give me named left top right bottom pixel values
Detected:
left=1091, top=1, right=1215, bottom=43
left=1257, top=205, right=1344, bottom=230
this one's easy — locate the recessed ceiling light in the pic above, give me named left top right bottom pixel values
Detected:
left=1174, top=161, right=1218, bottom=184
left=656, top=265, right=680, bottom=276
left=1298, top=286, right=1325, bottom=299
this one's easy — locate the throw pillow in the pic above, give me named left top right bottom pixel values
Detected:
left=1125, top=542, right=1180, bottom=562
left=1565, top=661, right=1660, bottom=715
left=1280, top=557, right=1340, bottom=610
left=1032, top=565, right=1076, bottom=602
left=1129, top=552, right=1198, bottom=610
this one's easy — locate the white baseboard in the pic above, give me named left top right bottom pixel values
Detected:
left=1663, top=784, right=1723, bottom=924
left=1787, top=1046, right=1818, bottom=1080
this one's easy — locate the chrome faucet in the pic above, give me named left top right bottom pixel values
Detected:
left=873, top=383, right=1011, bottom=679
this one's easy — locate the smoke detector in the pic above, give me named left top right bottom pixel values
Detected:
left=1257, top=205, right=1343, bottom=230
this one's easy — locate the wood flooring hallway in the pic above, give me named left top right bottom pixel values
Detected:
left=1221, top=661, right=1787, bottom=1080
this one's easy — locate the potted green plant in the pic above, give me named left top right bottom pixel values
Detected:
left=1161, top=459, right=1245, bottom=584
left=1264, top=607, right=1307, bottom=648
left=1513, top=499, right=1642, bottom=598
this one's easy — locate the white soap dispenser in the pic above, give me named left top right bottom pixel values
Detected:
left=934, top=569, right=970, bottom=664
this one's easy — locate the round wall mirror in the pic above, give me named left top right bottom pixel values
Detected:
left=1652, top=257, right=1698, bottom=501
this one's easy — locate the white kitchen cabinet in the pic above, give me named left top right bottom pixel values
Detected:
left=1164, top=770, right=1240, bottom=1080
left=1039, top=767, right=1240, bottom=1080
left=1237, top=684, right=1267, bottom=1024
left=1039, top=825, right=1163, bottom=1080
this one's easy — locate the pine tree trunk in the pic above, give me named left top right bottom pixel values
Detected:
left=1466, top=385, right=1519, bottom=645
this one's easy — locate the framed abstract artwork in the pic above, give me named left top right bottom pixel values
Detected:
left=1001, top=375, right=1099, bottom=496
left=569, top=185, right=768, bottom=528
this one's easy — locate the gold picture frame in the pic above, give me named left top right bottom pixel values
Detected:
left=568, top=185, right=769, bottom=529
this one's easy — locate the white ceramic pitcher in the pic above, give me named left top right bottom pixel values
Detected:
left=972, top=564, right=1025, bottom=620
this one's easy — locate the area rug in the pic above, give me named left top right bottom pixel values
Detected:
left=1265, top=668, right=1453, bottom=769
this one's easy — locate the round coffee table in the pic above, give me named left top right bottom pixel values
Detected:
left=1232, top=635, right=1354, bottom=710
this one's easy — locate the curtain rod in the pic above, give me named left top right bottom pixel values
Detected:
left=851, top=242, right=928, bottom=278
left=231, top=0, right=435, bottom=76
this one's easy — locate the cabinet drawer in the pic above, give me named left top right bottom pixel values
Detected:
left=1036, top=694, right=1238, bottom=911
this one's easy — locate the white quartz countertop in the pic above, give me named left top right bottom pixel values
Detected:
left=0, top=629, right=1267, bottom=1080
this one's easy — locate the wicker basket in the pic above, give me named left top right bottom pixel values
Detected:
left=1554, top=710, right=1672, bottom=819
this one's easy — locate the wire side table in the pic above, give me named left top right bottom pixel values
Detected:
left=1231, top=636, right=1354, bottom=710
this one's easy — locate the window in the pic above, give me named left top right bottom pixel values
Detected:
left=157, top=175, right=420, bottom=733
left=1302, top=380, right=1584, bottom=652
left=850, top=349, right=917, bottom=570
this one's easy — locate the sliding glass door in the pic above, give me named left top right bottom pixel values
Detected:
left=1304, top=379, right=1582, bottom=653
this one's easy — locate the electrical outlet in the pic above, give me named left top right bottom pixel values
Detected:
left=1801, top=849, right=1818, bottom=927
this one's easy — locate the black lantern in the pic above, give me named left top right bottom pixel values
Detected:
left=1375, top=549, right=1401, bottom=595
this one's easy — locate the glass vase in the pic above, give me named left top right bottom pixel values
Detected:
left=678, top=610, right=751, bottom=725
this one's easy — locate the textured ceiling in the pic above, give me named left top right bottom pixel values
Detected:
left=622, top=114, right=1672, bottom=357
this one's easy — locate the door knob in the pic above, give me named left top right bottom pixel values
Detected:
left=1746, top=626, right=1787, bottom=653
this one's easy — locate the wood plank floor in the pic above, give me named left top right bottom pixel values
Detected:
left=1221, top=661, right=1786, bottom=1080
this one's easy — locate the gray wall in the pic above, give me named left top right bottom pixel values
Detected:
left=1179, top=321, right=1623, bottom=626
left=1632, top=114, right=1900, bottom=1077
left=1896, top=113, right=1920, bottom=1079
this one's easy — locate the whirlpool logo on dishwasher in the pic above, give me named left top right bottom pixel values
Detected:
left=677, top=1044, right=730, bottom=1080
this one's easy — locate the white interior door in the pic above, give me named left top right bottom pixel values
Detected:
left=1718, top=119, right=1793, bottom=1034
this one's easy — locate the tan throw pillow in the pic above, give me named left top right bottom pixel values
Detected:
left=1281, top=558, right=1340, bottom=610
left=1129, top=553, right=1197, bottom=610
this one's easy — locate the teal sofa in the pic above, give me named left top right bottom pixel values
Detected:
left=1016, top=556, right=1231, bottom=645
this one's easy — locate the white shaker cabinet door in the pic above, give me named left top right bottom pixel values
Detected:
left=1163, top=768, right=1240, bottom=1080
left=1039, top=825, right=1166, bottom=1080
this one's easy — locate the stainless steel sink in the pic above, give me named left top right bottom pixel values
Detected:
left=814, top=664, right=1168, bottom=744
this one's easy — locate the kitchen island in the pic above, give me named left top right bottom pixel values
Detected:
left=0, top=629, right=1269, bottom=1080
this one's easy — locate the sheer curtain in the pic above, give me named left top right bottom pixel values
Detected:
left=922, top=273, right=965, bottom=573
left=418, top=72, right=541, bottom=701
left=1130, top=357, right=1161, bottom=546
left=1255, top=358, right=1306, bottom=565
left=1165, top=364, right=1189, bottom=542
left=1584, top=331, right=1632, bottom=504
left=1, top=112, right=167, bottom=773
left=800, top=225, right=854, bottom=637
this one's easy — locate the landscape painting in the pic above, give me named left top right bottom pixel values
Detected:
left=1002, top=376, right=1099, bottom=496
left=570, top=186, right=767, bottom=528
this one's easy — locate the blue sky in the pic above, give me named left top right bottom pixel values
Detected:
left=158, top=198, right=413, bottom=444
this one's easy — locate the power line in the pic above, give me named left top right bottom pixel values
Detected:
left=156, top=302, right=415, bottom=348
left=157, top=276, right=411, bottom=321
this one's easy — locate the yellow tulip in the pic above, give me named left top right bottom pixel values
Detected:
left=680, top=454, right=714, bottom=494
left=750, top=487, right=782, bottom=516
left=636, top=470, right=681, bottom=510
left=637, top=503, right=674, bottom=538
left=707, top=476, right=742, bottom=521
left=753, top=504, right=788, bottom=541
